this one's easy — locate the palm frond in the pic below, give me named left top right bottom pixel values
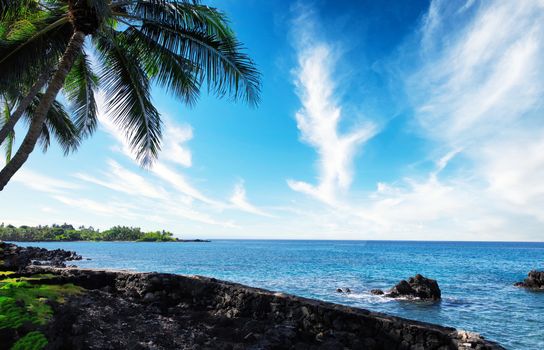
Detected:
left=139, top=21, right=260, bottom=105
left=2, top=98, right=13, bottom=163
left=38, top=121, right=51, bottom=152
left=0, top=0, right=40, bottom=22
left=112, top=1, right=260, bottom=106
left=44, top=98, right=80, bottom=155
left=0, top=9, right=71, bottom=93
left=94, top=31, right=162, bottom=166
left=23, top=93, right=80, bottom=155
left=129, top=0, right=234, bottom=40
left=123, top=25, right=200, bottom=105
left=64, top=50, right=99, bottom=138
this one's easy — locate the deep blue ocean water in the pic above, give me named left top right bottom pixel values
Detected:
left=15, top=240, right=544, bottom=349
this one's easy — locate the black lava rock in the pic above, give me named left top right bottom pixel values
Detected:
left=385, top=274, right=441, bottom=300
left=515, top=270, right=544, bottom=289
left=0, top=242, right=81, bottom=270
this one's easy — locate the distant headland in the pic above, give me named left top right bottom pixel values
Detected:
left=0, top=223, right=210, bottom=243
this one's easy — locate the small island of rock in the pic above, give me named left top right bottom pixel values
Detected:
left=371, top=274, right=441, bottom=300
left=514, top=270, right=544, bottom=290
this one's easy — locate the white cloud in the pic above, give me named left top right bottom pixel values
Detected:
left=288, top=12, right=377, bottom=205
left=12, top=170, right=79, bottom=194
left=97, top=93, right=194, bottom=167
left=55, top=90, right=268, bottom=230
left=408, top=0, right=544, bottom=225
left=75, top=159, right=169, bottom=200
left=52, top=195, right=137, bottom=218
left=229, top=181, right=273, bottom=217
left=161, top=122, right=193, bottom=168
left=95, top=91, right=221, bottom=206
left=279, top=1, right=544, bottom=241
left=150, top=162, right=222, bottom=206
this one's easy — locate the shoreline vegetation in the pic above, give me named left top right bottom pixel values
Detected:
left=0, top=223, right=210, bottom=243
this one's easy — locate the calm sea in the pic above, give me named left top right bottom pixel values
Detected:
left=15, top=240, right=544, bottom=349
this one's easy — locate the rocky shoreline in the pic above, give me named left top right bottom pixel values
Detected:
left=0, top=243, right=504, bottom=349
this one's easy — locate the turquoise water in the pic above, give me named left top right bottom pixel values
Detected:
left=16, top=240, right=544, bottom=349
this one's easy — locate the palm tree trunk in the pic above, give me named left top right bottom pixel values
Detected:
left=0, top=71, right=50, bottom=146
left=0, top=31, right=85, bottom=191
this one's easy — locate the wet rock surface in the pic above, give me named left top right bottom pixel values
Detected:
left=23, top=266, right=502, bottom=350
left=370, top=289, right=384, bottom=295
left=514, top=270, right=544, bottom=290
left=0, top=242, right=81, bottom=270
left=385, top=274, right=442, bottom=300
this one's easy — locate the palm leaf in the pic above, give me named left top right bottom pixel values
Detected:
left=113, top=1, right=260, bottom=106
left=44, top=98, right=80, bottom=155
left=94, top=31, right=162, bottom=166
left=129, top=0, right=234, bottom=40
left=0, top=8, right=71, bottom=92
left=123, top=25, right=200, bottom=105
left=0, top=0, right=40, bottom=21
left=2, top=98, right=13, bottom=163
left=139, top=21, right=260, bottom=105
left=64, top=50, right=99, bottom=138
left=23, top=93, right=80, bottom=155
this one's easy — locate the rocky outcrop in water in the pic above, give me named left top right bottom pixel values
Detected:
left=14, top=265, right=501, bottom=350
left=0, top=242, right=81, bottom=270
left=515, top=270, right=544, bottom=290
left=371, top=274, right=441, bottom=300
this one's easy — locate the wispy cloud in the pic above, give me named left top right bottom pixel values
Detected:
left=70, top=91, right=268, bottom=228
left=52, top=195, right=138, bottom=218
left=408, top=0, right=544, bottom=222
left=150, top=162, right=221, bottom=206
left=161, top=123, right=193, bottom=168
left=75, top=159, right=169, bottom=200
left=287, top=10, right=377, bottom=205
left=12, top=170, right=79, bottom=194
left=229, top=180, right=274, bottom=217
left=96, top=92, right=221, bottom=206
left=353, top=0, right=544, bottom=240
left=280, top=1, right=544, bottom=241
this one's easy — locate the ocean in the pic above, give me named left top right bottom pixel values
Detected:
left=16, top=240, right=544, bottom=349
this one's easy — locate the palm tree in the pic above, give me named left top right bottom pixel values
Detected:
left=0, top=0, right=260, bottom=191
left=0, top=2, right=66, bottom=146
left=1, top=92, right=80, bottom=163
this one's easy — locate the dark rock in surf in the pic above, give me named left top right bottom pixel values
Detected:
left=515, top=270, right=544, bottom=290
left=385, top=274, right=441, bottom=300
left=370, top=289, right=384, bottom=295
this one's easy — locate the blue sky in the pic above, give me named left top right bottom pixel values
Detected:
left=3, top=0, right=544, bottom=241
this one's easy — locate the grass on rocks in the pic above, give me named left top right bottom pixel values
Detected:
left=0, top=272, right=83, bottom=349
left=11, top=331, right=49, bottom=350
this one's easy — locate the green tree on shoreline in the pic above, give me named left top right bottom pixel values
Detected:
left=0, top=223, right=182, bottom=242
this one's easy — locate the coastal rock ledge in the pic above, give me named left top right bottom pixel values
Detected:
left=3, top=264, right=502, bottom=350
left=0, top=242, right=81, bottom=270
